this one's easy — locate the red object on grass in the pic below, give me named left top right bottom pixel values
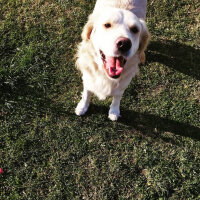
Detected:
left=0, top=168, right=3, bottom=174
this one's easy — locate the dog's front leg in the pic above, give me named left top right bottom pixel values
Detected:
left=108, top=95, right=122, bottom=121
left=75, top=88, right=91, bottom=116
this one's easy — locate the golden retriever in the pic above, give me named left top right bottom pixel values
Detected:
left=75, top=0, right=150, bottom=121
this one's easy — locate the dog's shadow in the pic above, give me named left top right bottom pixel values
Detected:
left=87, top=104, right=200, bottom=141
left=139, top=39, right=200, bottom=140
left=120, top=109, right=200, bottom=141
left=147, top=39, right=200, bottom=80
left=87, top=40, right=200, bottom=141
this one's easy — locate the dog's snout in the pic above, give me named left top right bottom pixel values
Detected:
left=116, top=37, right=132, bottom=53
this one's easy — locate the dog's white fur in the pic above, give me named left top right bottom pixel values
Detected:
left=75, top=0, right=150, bottom=121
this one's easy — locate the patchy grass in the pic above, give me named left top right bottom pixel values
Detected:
left=0, top=0, right=200, bottom=199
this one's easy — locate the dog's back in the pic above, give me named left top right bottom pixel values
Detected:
left=94, top=0, right=147, bottom=19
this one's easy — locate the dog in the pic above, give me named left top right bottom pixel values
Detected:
left=75, top=0, right=150, bottom=121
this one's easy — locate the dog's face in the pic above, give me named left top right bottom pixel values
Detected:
left=82, top=8, right=149, bottom=79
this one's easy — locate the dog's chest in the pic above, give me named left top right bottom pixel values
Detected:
left=83, top=73, right=119, bottom=99
left=83, top=66, right=138, bottom=100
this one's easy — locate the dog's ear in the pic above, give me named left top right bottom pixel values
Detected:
left=139, top=19, right=150, bottom=64
left=81, top=14, right=94, bottom=41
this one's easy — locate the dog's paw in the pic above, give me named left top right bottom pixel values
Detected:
left=75, top=101, right=89, bottom=116
left=108, top=113, right=119, bottom=121
left=108, top=110, right=120, bottom=121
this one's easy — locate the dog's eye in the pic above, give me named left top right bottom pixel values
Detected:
left=130, top=26, right=139, bottom=34
left=104, top=23, right=111, bottom=28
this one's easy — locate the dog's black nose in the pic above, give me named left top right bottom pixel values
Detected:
left=116, top=37, right=132, bottom=53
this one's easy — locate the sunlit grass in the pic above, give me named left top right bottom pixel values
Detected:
left=0, top=0, right=200, bottom=199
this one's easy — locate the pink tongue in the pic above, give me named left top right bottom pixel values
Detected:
left=106, top=57, right=124, bottom=77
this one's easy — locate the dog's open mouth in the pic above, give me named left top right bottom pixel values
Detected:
left=100, top=50, right=127, bottom=79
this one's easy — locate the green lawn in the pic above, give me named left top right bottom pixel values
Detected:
left=0, top=0, right=200, bottom=199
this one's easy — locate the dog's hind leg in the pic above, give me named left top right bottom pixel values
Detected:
left=75, top=88, right=91, bottom=116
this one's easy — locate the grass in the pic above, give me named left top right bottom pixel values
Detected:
left=0, top=0, right=200, bottom=199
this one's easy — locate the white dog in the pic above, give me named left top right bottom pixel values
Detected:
left=75, top=0, right=150, bottom=121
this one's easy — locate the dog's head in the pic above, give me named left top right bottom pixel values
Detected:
left=82, top=8, right=150, bottom=79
